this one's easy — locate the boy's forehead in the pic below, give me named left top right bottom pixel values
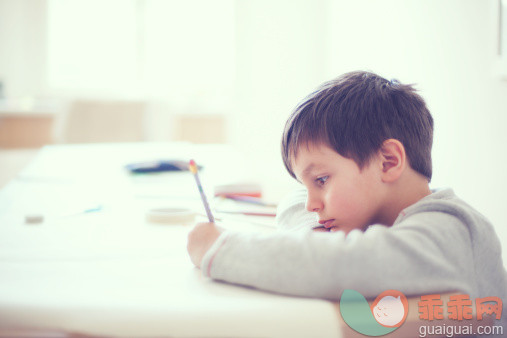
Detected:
left=291, top=143, right=334, bottom=174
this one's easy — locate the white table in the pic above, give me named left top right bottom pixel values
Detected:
left=0, top=143, right=342, bottom=337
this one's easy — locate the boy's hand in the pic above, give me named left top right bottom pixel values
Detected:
left=187, top=222, right=223, bottom=268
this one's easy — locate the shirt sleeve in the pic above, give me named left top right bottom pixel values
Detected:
left=201, top=210, right=476, bottom=300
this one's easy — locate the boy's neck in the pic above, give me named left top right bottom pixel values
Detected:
left=378, top=170, right=432, bottom=226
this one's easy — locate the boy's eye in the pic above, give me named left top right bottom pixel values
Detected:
left=315, top=176, right=328, bottom=186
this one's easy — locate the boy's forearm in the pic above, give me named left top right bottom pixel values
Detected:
left=201, top=213, right=476, bottom=300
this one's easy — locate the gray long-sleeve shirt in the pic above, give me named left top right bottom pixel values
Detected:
left=202, top=188, right=507, bottom=328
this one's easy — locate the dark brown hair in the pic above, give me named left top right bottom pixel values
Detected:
left=281, top=71, right=434, bottom=181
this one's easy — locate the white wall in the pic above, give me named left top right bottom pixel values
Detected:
left=231, top=0, right=331, bottom=198
left=0, top=0, right=47, bottom=98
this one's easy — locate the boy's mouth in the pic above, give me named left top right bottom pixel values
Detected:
left=318, top=219, right=335, bottom=228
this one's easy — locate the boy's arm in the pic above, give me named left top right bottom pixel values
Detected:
left=200, top=211, right=478, bottom=300
left=188, top=189, right=321, bottom=269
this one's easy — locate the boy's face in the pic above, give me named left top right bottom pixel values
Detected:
left=292, top=143, right=386, bottom=233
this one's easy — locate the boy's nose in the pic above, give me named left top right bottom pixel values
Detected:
left=306, top=194, right=323, bottom=213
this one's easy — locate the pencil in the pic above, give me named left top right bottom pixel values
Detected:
left=189, top=159, right=215, bottom=223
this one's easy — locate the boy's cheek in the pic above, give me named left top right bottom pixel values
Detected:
left=326, top=194, right=354, bottom=215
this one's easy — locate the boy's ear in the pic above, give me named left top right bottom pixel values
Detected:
left=379, top=139, right=406, bottom=183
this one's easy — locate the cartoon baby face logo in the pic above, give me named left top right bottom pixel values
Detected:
left=340, top=289, right=409, bottom=336
left=371, top=290, right=408, bottom=328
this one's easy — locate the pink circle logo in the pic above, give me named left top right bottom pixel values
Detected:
left=371, top=290, right=409, bottom=328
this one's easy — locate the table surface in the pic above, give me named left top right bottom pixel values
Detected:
left=0, top=142, right=342, bottom=338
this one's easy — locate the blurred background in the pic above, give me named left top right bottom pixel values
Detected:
left=0, top=0, right=506, bottom=245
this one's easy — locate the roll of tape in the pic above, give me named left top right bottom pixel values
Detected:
left=146, top=208, right=196, bottom=224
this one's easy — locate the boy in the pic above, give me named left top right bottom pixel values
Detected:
left=187, top=71, right=506, bottom=326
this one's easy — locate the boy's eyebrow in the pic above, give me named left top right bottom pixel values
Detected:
left=302, top=164, right=316, bottom=177
left=295, top=163, right=316, bottom=183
